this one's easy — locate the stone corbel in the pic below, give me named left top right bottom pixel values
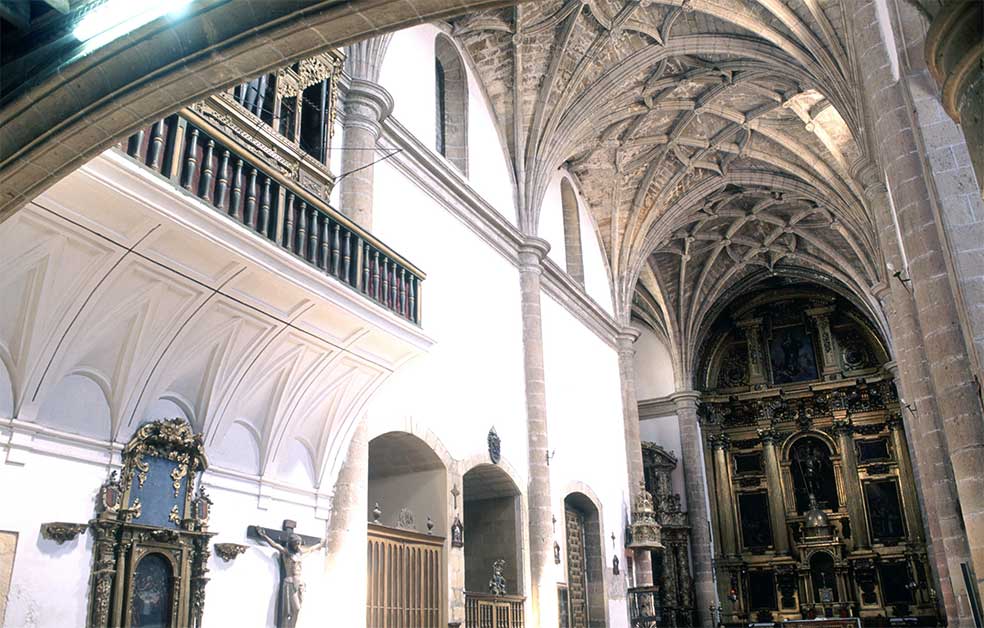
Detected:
left=40, top=522, right=87, bottom=544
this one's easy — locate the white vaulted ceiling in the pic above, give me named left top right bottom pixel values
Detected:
left=0, top=150, right=431, bottom=492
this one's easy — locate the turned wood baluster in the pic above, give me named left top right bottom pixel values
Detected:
left=372, top=251, right=380, bottom=300
left=400, top=269, right=408, bottom=317
left=343, top=232, right=352, bottom=284
left=215, top=149, right=230, bottom=209
left=382, top=258, right=391, bottom=307
left=244, top=167, right=259, bottom=227
left=148, top=120, right=166, bottom=170
left=390, top=264, right=397, bottom=309
left=283, top=193, right=295, bottom=250
left=181, top=127, right=199, bottom=190
left=331, top=224, right=341, bottom=276
left=199, top=139, right=215, bottom=201
left=320, top=216, right=330, bottom=270
left=296, top=201, right=308, bottom=256
left=229, top=158, right=244, bottom=219
left=408, top=277, right=416, bottom=323
left=362, top=243, right=371, bottom=293
left=259, top=178, right=272, bottom=237
left=127, top=128, right=145, bottom=158
left=308, top=208, right=319, bottom=263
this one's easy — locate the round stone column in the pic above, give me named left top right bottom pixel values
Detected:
left=757, top=429, right=789, bottom=554
left=671, top=390, right=717, bottom=626
left=615, top=327, right=654, bottom=586
left=339, top=35, right=394, bottom=230
left=517, top=236, right=558, bottom=627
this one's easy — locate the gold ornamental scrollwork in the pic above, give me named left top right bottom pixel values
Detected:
left=134, top=453, right=150, bottom=488
left=169, top=505, right=181, bottom=525
left=171, top=463, right=187, bottom=497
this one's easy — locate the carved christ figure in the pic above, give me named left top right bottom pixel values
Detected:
left=256, top=528, right=327, bottom=628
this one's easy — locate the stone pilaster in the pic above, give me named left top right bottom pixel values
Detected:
left=737, top=318, right=767, bottom=387
left=671, top=390, right=716, bottom=626
left=757, top=428, right=789, bottom=554
left=517, top=236, right=557, bottom=628
left=616, top=327, right=654, bottom=586
left=709, top=434, right=737, bottom=557
left=832, top=419, right=870, bottom=551
left=851, top=0, right=984, bottom=606
left=805, top=305, right=840, bottom=380
left=323, top=419, right=369, bottom=626
left=862, top=177, right=974, bottom=622
left=339, top=36, right=394, bottom=230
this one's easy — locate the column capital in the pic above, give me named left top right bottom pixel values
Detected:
left=756, top=427, right=779, bottom=444
left=342, top=78, right=394, bottom=138
left=517, top=236, right=551, bottom=270
left=832, top=417, right=854, bottom=436
left=709, top=433, right=731, bottom=451
left=670, top=390, right=701, bottom=410
left=616, top=326, right=641, bottom=356
left=882, top=360, right=900, bottom=379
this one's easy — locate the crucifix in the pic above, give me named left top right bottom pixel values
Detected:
left=247, top=520, right=326, bottom=628
left=451, top=484, right=460, bottom=510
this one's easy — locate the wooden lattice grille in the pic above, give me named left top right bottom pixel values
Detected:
left=367, top=524, right=444, bottom=628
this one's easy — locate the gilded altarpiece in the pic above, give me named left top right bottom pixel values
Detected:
left=694, top=288, right=938, bottom=627
left=641, top=444, right=694, bottom=627
left=86, top=419, right=214, bottom=628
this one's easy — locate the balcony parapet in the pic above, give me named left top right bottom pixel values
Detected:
left=120, top=105, right=424, bottom=325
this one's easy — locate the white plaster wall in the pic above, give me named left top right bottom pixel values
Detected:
left=639, top=416, right=688, bottom=511
left=633, top=324, right=675, bottom=400
left=378, top=24, right=517, bottom=223
left=541, top=294, right=630, bottom=627
left=367, top=159, right=529, bottom=479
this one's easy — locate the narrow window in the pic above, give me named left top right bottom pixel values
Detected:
left=434, top=35, right=468, bottom=175
left=560, top=179, right=585, bottom=286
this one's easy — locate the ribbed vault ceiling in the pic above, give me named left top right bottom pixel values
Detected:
left=447, top=0, right=889, bottom=380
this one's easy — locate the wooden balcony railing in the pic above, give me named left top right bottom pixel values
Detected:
left=465, top=592, right=525, bottom=628
left=120, top=109, right=424, bottom=325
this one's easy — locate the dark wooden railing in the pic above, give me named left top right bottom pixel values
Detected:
left=121, top=111, right=424, bottom=325
left=628, top=586, right=662, bottom=628
left=465, top=592, right=525, bottom=628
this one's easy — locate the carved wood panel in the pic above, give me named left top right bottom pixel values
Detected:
left=565, top=508, right=589, bottom=628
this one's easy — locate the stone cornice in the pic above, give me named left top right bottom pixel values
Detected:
left=377, top=115, right=620, bottom=348
left=638, top=395, right=679, bottom=419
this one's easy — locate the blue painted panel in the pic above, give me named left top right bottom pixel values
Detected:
left=128, top=456, right=186, bottom=528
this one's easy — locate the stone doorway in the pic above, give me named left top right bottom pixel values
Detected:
left=564, top=493, right=606, bottom=628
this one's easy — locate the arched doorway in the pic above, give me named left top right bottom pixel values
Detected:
left=462, top=463, right=524, bottom=628
left=564, top=492, right=606, bottom=628
left=366, top=431, right=448, bottom=627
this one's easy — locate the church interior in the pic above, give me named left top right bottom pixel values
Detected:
left=0, top=0, right=982, bottom=627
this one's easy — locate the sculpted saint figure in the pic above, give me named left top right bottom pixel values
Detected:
left=256, top=528, right=327, bottom=628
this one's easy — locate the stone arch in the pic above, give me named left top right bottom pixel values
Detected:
left=367, top=429, right=449, bottom=534
left=460, top=462, right=524, bottom=597
left=434, top=33, right=468, bottom=175
left=560, top=178, right=585, bottom=286
left=562, top=486, right=610, bottom=628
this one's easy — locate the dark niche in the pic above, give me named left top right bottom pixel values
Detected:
left=132, top=553, right=174, bottom=628
left=738, top=492, right=773, bottom=550
left=790, top=437, right=839, bottom=514
left=857, top=438, right=891, bottom=464
left=865, top=479, right=906, bottom=542
left=810, top=552, right=838, bottom=603
left=747, top=570, right=777, bottom=611
left=733, top=452, right=763, bottom=475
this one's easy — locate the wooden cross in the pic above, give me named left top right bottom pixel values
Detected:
left=247, top=519, right=320, bottom=547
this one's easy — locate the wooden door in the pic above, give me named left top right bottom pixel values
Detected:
left=565, top=507, right=590, bottom=628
